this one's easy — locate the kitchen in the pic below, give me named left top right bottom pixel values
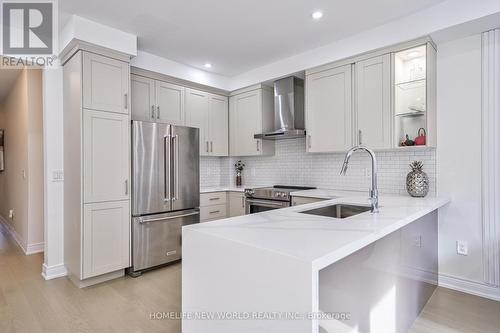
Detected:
left=0, top=1, right=499, bottom=332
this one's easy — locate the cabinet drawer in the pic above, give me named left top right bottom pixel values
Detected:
left=200, top=192, right=227, bottom=207
left=200, top=204, right=227, bottom=221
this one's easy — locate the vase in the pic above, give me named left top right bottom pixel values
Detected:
left=236, top=171, right=242, bottom=186
left=406, top=166, right=429, bottom=197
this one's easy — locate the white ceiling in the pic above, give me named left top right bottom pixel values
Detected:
left=60, top=0, right=447, bottom=76
left=0, top=69, right=21, bottom=104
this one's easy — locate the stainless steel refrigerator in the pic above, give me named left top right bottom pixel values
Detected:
left=129, top=121, right=200, bottom=276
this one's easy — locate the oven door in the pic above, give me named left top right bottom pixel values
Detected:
left=245, top=198, right=290, bottom=214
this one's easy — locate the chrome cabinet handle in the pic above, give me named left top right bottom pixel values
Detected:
left=256, top=140, right=260, bottom=152
left=210, top=141, right=213, bottom=153
left=124, top=93, right=128, bottom=109
left=151, top=105, right=155, bottom=119
left=157, top=105, right=160, bottom=119
left=358, top=130, right=363, bottom=145
left=206, top=141, right=209, bottom=153
left=308, top=135, right=312, bottom=149
left=209, top=210, right=220, bottom=214
left=125, top=180, right=128, bottom=195
left=241, top=196, right=245, bottom=208
left=209, top=197, right=220, bottom=201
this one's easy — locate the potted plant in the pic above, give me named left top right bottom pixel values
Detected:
left=234, top=160, right=245, bottom=186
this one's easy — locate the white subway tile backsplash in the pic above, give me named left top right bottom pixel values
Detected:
left=201, top=138, right=436, bottom=196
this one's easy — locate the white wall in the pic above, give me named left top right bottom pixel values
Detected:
left=436, top=34, right=484, bottom=282
left=0, top=69, right=44, bottom=254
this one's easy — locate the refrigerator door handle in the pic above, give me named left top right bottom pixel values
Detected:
left=164, top=135, right=172, bottom=201
left=172, top=134, right=180, bottom=201
left=139, top=211, right=199, bottom=224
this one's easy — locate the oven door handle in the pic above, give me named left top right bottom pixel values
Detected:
left=245, top=199, right=289, bottom=208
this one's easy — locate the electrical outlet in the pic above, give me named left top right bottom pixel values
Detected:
left=8, top=209, right=14, bottom=219
left=457, top=240, right=468, bottom=256
left=52, top=170, right=64, bottom=182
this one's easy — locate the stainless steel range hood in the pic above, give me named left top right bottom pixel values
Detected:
left=254, top=76, right=305, bottom=140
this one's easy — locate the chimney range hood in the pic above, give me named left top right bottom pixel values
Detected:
left=254, top=76, right=306, bottom=140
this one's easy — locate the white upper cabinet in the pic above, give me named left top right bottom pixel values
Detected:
left=355, top=54, right=391, bottom=149
left=156, top=81, right=185, bottom=125
left=208, top=94, right=229, bottom=156
left=229, top=85, right=274, bottom=157
left=185, top=89, right=209, bottom=155
left=185, top=88, right=229, bottom=156
left=131, top=75, right=155, bottom=121
left=131, top=75, right=185, bottom=125
left=305, top=64, right=353, bottom=152
left=83, top=109, right=130, bottom=203
left=83, top=52, right=129, bottom=114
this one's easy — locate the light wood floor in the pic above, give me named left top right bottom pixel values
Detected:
left=1, top=227, right=499, bottom=333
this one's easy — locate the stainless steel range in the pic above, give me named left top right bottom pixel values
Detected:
left=244, top=185, right=316, bottom=214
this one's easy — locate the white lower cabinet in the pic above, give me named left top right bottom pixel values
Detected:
left=228, top=192, right=246, bottom=217
left=200, top=192, right=228, bottom=222
left=83, top=201, right=130, bottom=279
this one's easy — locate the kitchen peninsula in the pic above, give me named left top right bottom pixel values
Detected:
left=182, top=194, right=449, bottom=333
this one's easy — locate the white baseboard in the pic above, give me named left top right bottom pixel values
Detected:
left=42, top=263, right=68, bottom=280
left=439, top=274, right=500, bottom=302
left=26, top=242, right=44, bottom=255
left=0, top=215, right=44, bottom=255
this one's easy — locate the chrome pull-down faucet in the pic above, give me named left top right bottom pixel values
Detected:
left=340, top=145, right=379, bottom=213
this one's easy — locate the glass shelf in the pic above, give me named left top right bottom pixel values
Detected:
left=395, top=78, right=426, bottom=90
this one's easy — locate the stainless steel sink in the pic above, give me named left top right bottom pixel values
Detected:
left=299, top=204, right=371, bottom=219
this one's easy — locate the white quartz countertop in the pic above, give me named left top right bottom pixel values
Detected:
left=184, top=195, right=449, bottom=270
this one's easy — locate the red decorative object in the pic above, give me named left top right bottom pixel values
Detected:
left=415, top=128, right=426, bottom=146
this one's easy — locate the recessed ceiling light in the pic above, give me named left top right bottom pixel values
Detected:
left=204, top=63, right=212, bottom=69
left=312, top=11, right=323, bottom=20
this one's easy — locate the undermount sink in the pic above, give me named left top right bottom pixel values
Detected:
left=299, top=204, right=371, bottom=219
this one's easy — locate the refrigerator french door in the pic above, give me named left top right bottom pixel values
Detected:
left=130, top=121, right=200, bottom=275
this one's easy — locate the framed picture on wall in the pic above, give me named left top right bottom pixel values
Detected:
left=0, top=129, right=4, bottom=172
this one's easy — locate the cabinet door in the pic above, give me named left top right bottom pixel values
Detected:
left=156, top=81, right=185, bottom=125
left=83, top=201, right=130, bottom=279
left=306, top=64, right=353, bottom=152
left=356, top=54, right=391, bottom=149
left=208, top=94, right=228, bottom=156
left=83, top=52, right=129, bottom=114
left=229, top=90, right=262, bottom=156
left=228, top=192, right=246, bottom=217
left=83, top=110, right=130, bottom=203
left=131, top=74, right=155, bottom=121
left=185, top=89, right=209, bottom=155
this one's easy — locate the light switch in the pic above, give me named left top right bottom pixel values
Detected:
left=457, top=240, right=468, bottom=256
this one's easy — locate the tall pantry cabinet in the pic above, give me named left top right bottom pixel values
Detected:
left=64, top=49, right=131, bottom=287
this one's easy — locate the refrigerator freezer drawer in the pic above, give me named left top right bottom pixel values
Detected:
left=131, top=209, right=199, bottom=272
